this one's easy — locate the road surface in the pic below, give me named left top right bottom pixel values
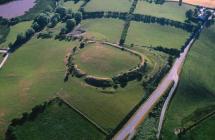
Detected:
left=0, top=49, right=9, bottom=69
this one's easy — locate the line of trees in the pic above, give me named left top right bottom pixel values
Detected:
left=132, top=14, right=196, bottom=32
left=153, top=46, right=180, bottom=57
left=82, top=11, right=196, bottom=33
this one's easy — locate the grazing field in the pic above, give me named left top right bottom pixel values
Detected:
left=81, top=18, right=124, bottom=43
left=162, top=24, right=215, bottom=140
left=170, top=0, right=215, bottom=8
left=126, top=21, right=190, bottom=49
left=84, top=0, right=132, bottom=12
left=0, top=37, right=145, bottom=139
left=13, top=99, right=105, bottom=140
left=183, top=115, right=215, bottom=140
left=0, top=38, right=74, bottom=139
left=0, top=21, right=32, bottom=49
left=135, top=1, right=195, bottom=22
left=74, top=43, right=140, bottom=77
left=62, top=0, right=84, bottom=11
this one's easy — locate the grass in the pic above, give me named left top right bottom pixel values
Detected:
left=14, top=99, right=106, bottom=140
left=81, top=18, right=124, bottom=43
left=74, top=43, right=140, bottom=77
left=0, top=25, right=10, bottom=45
left=0, top=21, right=32, bottom=49
left=162, top=24, right=215, bottom=140
left=62, top=0, right=84, bottom=11
left=84, top=0, right=132, bottom=12
left=182, top=115, right=215, bottom=140
left=127, top=45, right=169, bottom=81
left=0, top=37, right=145, bottom=139
left=126, top=21, right=190, bottom=49
left=135, top=1, right=195, bottom=22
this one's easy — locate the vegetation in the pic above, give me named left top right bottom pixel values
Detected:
left=81, top=18, right=124, bottom=43
left=126, top=21, right=190, bottom=49
left=84, top=0, right=132, bottom=12
left=73, top=43, right=140, bottom=77
left=7, top=98, right=105, bottom=140
left=0, top=21, right=32, bottom=49
left=0, top=0, right=13, bottom=4
left=0, top=25, right=10, bottom=44
left=135, top=1, right=195, bottom=22
left=19, top=0, right=57, bottom=21
left=162, top=24, right=215, bottom=140
left=62, top=0, right=84, bottom=11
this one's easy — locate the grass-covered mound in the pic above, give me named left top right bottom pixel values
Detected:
left=135, top=1, right=194, bottom=22
left=74, top=43, right=140, bottom=77
left=81, top=18, right=124, bottom=43
left=162, top=24, right=215, bottom=140
left=126, top=21, right=190, bottom=49
left=84, top=0, right=132, bottom=12
left=11, top=98, right=105, bottom=140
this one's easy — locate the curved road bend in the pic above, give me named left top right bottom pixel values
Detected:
left=112, top=17, right=210, bottom=140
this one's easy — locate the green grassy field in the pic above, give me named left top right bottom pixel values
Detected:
left=84, top=0, right=132, bottom=12
left=126, top=21, right=190, bottom=49
left=62, top=0, right=84, bottom=11
left=14, top=99, right=105, bottom=140
left=183, top=115, right=215, bottom=140
left=135, top=1, right=195, bottom=22
left=0, top=36, right=145, bottom=139
left=162, top=25, right=215, bottom=140
left=74, top=43, right=140, bottom=77
left=0, top=21, right=32, bottom=49
left=81, top=18, right=124, bottom=43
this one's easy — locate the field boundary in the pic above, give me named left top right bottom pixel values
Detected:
left=57, top=94, right=109, bottom=136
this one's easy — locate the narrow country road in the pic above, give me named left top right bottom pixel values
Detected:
left=112, top=14, right=212, bottom=140
left=0, top=49, right=9, bottom=69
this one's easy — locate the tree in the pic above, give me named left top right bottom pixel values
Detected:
left=35, top=13, right=49, bottom=28
left=74, top=12, right=82, bottom=24
left=15, top=33, right=26, bottom=45
left=31, top=21, right=40, bottom=31
left=55, top=6, right=67, bottom=18
left=186, top=9, right=193, bottom=19
left=25, top=28, right=35, bottom=39
left=66, top=19, right=76, bottom=32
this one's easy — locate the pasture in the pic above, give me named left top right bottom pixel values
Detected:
left=81, top=18, right=124, bottom=43
left=13, top=99, right=105, bottom=140
left=126, top=21, right=190, bottom=49
left=162, top=24, right=215, bottom=140
left=84, top=0, right=132, bottom=12
left=74, top=43, right=140, bottom=77
left=135, top=1, right=195, bottom=22
left=0, top=37, right=145, bottom=139
left=0, top=21, right=32, bottom=49
left=62, top=0, right=84, bottom=11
